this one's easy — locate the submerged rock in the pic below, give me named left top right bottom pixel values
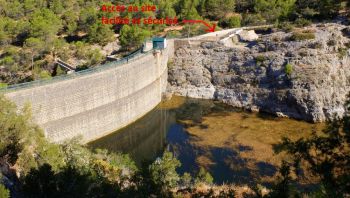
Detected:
left=168, top=23, right=350, bottom=122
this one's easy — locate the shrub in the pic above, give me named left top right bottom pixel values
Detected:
left=327, top=39, right=337, bottom=46
left=338, top=48, right=348, bottom=58
left=86, top=49, right=103, bottom=65
left=55, top=66, right=65, bottom=76
left=242, top=13, right=265, bottom=26
left=255, top=55, right=266, bottom=66
left=195, top=167, right=213, bottom=185
left=180, top=172, right=192, bottom=188
left=74, top=41, right=88, bottom=59
left=290, top=32, right=315, bottom=41
left=345, top=42, right=350, bottom=48
left=1, top=56, right=15, bottom=66
left=149, top=151, right=181, bottom=192
left=0, top=83, right=8, bottom=89
left=0, top=184, right=10, bottom=198
left=166, top=30, right=181, bottom=38
left=285, top=63, right=293, bottom=76
left=87, top=22, right=114, bottom=46
left=302, top=29, right=316, bottom=34
left=294, top=18, right=312, bottom=27
left=274, top=95, right=350, bottom=197
left=277, top=22, right=294, bottom=33
left=120, top=25, right=151, bottom=50
left=181, top=23, right=215, bottom=37
left=227, top=16, right=241, bottom=28
left=310, top=42, right=323, bottom=49
left=39, top=70, right=52, bottom=79
left=220, top=15, right=241, bottom=28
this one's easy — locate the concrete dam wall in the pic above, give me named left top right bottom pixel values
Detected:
left=4, top=40, right=174, bottom=143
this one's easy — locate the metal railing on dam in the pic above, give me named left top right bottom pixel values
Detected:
left=3, top=42, right=171, bottom=143
left=0, top=25, right=271, bottom=93
left=0, top=48, right=150, bottom=93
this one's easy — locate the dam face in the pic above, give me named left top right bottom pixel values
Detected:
left=2, top=29, right=239, bottom=143
left=4, top=40, right=174, bottom=143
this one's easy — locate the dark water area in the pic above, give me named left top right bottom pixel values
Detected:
left=89, top=97, right=322, bottom=186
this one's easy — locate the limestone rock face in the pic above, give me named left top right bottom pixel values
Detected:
left=168, top=23, right=350, bottom=122
left=237, top=30, right=259, bottom=42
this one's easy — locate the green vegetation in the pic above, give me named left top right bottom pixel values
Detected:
left=290, top=31, right=316, bottom=41
left=0, top=184, right=9, bottom=198
left=195, top=167, right=214, bottom=185
left=0, top=83, right=7, bottom=89
left=0, top=95, right=214, bottom=197
left=255, top=55, right=266, bottom=64
left=1, top=92, right=350, bottom=196
left=276, top=22, right=294, bottom=32
left=220, top=15, right=241, bottom=28
left=199, top=0, right=235, bottom=20
left=39, top=70, right=52, bottom=80
left=274, top=95, right=350, bottom=197
left=338, top=48, right=348, bottom=58
left=253, top=0, right=296, bottom=22
left=120, top=25, right=151, bottom=51
left=0, top=0, right=348, bottom=85
left=149, top=151, right=181, bottom=193
left=285, top=63, right=293, bottom=76
left=55, top=66, right=65, bottom=76
left=328, top=39, right=338, bottom=46
left=0, top=0, right=116, bottom=85
left=255, top=55, right=267, bottom=67
left=294, top=18, right=312, bottom=27
left=177, top=0, right=201, bottom=20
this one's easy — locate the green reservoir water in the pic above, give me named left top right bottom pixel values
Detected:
left=89, top=96, right=322, bottom=186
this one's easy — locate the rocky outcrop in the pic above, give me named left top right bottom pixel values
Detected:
left=168, top=23, right=350, bottom=122
left=238, top=30, right=259, bottom=42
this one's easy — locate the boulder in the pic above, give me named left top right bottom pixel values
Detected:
left=238, top=30, right=259, bottom=42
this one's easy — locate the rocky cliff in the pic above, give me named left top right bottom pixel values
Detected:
left=168, top=23, right=350, bottom=122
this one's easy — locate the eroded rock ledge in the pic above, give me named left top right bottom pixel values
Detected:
left=167, top=23, right=350, bottom=122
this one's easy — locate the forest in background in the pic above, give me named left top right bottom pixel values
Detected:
left=0, top=0, right=349, bottom=86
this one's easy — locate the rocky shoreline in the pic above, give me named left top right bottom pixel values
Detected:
left=167, top=23, right=350, bottom=122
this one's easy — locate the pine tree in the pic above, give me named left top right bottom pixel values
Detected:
left=119, top=25, right=150, bottom=50
left=177, top=0, right=201, bottom=19
left=201, top=0, right=235, bottom=20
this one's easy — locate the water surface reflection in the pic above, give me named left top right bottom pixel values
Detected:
left=89, top=97, right=322, bottom=185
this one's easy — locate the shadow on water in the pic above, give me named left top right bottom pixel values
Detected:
left=89, top=97, right=321, bottom=187
left=89, top=108, right=172, bottom=165
left=166, top=118, right=278, bottom=186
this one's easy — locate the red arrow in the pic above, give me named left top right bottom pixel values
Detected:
left=182, top=19, right=216, bottom=32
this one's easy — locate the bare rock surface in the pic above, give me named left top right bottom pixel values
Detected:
left=168, top=23, right=350, bottom=122
left=238, top=30, right=259, bottom=42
